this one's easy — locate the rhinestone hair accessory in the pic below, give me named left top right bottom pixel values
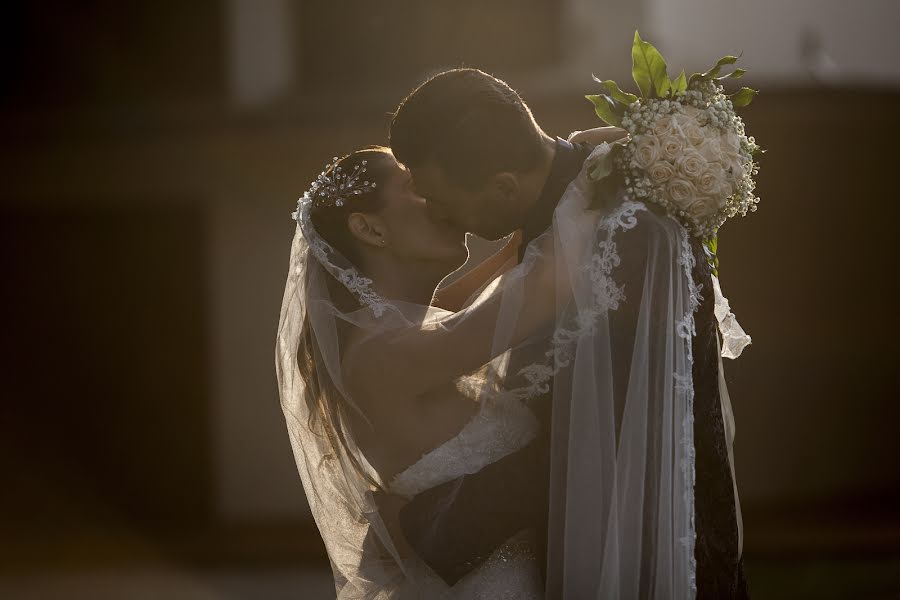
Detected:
left=306, top=156, right=378, bottom=212
left=288, top=158, right=393, bottom=318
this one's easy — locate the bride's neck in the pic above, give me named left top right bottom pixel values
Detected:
left=365, top=258, right=444, bottom=306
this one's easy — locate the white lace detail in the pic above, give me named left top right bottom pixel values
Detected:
left=675, top=227, right=703, bottom=345
left=675, top=223, right=699, bottom=594
left=388, top=395, right=541, bottom=499
left=293, top=193, right=393, bottom=317
left=712, top=274, right=752, bottom=359
left=511, top=199, right=648, bottom=402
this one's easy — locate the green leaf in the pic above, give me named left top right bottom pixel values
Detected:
left=592, top=76, right=639, bottom=105
left=705, top=55, right=739, bottom=79
left=671, top=69, right=687, bottom=96
left=704, top=235, right=719, bottom=277
left=730, top=87, right=758, bottom=107
left=717, top=68, right=747, bottom=81
left=631, top=30, right=669, bottom=98
left=585, top=94, right=624, bottom=127
left=689, top=54, right=741, bottom=87
left=588, top=147, right=617, bottom=181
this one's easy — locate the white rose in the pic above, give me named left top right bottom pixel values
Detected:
left=681, top=104, right=702, bottom=119
left=660, top=133, right=685, bottom=161
left=674, top=110, right=705, bottom=137
left=683, top=194, right=722, bottom=221
left=720, top=180, right=735, bottom=200
left=648, top=159, right=676, bottom=185
left=631, top=134, right=661, bottom=170
left=726, top=157, right=746, bottom=181
left=698, top=137, right=722, bottom=162
left=697, top=162, right=726, bottom=196
left=652, top=115, right=675, bottom=136
left=682, top=119, right=708, bottom=148
left=666, top=177, right=698, bottom=209
left=719, top=133, right=744, bottom=174
left=677, top=149, right=708, bottom=180
left=673, top=112, right=693, bottom=128
left=720, top=132, right=742, bottom=157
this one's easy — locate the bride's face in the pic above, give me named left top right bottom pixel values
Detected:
left=377, top=159, right=468, bottom=268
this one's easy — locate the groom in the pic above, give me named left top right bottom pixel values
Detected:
left=389, top=68, right=749, bottom=598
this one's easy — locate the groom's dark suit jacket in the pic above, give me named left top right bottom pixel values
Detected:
left=398, top=138, right=749, bottom=598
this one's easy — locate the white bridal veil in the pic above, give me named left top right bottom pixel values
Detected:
left=275, top=142, right=744, bottom=598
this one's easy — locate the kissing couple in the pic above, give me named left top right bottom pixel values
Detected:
left=276, top=68, right=750, bottom=599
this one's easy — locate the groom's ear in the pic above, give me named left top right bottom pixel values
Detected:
left=347, top=212, right=388, bottom=248
left=489, top=172, right=520, bottom=204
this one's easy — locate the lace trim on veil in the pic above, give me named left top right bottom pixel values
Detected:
left=514, top=199, right=648, bottom=400
left=676, top=226, right=701, bottom=595
left=512, top=198, right=701, bottom=594
left=293, top=193, right=394, bottom=317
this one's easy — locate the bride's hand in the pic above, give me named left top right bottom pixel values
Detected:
left=567, top=126, right=628, bottom=145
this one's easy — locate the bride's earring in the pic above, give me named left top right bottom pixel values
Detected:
left=380, top=239, right=387, bottom=246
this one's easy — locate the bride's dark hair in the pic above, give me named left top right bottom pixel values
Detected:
left=308, top=146, right=395, bottom=270
left=297, top=145, right=395, bottom=490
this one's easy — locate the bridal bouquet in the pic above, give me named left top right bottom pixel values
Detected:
left=587, top=31, right=763, bottom=257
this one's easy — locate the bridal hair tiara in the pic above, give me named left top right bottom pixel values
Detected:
left=289, top=158, right=392, bottom=317
left=290, top=154, right=380, bottom=243
left=299, top=156, right=378, bottom=212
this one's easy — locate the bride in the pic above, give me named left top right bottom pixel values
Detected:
left=276, top=129, right=706, bottom=598
left=277, top=145, right=555, bottom=598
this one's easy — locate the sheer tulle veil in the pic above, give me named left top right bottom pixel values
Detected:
left=275, top=142, right=746, bottom=598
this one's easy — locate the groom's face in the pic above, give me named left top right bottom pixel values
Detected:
left=410, top=162, right=520, bottom=241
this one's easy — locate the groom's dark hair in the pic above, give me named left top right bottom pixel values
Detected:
left=390, top=68, right=545, bottom=189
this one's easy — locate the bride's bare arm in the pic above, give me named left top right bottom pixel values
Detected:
left=431, top=231, right=523, bottom=311
left=568, top=126, right=628, bottom=145
left=345, top=233, right=561, bottom=402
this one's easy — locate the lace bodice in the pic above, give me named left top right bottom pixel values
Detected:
left=385, top=395, right=544, bottom=598
left=388, top=395, right=541, bottom=499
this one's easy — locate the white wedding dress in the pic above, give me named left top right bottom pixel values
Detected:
left=384, top=395, right=546, bottom=599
